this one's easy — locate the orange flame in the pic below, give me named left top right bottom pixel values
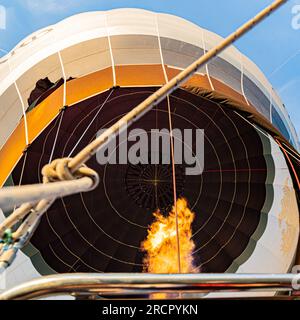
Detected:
left=141, top=198, right=199, bottom=273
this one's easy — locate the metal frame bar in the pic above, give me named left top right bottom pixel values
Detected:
left=0, top=177, right=93, bottom=213
left=0, top=273, right=298, bottom=300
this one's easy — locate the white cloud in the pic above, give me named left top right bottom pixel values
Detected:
left=22, top=0, right=78, bottom=13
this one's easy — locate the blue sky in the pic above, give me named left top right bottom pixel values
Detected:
left=0, top=0, right=300, bottom=136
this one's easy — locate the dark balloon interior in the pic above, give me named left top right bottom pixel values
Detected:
left=12, top=87, right=268, bottom=273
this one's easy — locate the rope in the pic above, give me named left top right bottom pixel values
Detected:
left=47, top=51, right=68, bottom=163
left=42, top=158, right=98, bottom=184
left=234, top=111, right=300, bottom=164
left=49, top=109, right=65, bottom=163
left=0, top=158, right=99, bottom=270
left=0, top=0, right=287, bottom=273
left=275, top=139, right=300, bottom=190
left=68, top=89, right=114, bottom=157
left=156, top=14, right=181, bottom=273
left=167, top=96, right=181, bottom=273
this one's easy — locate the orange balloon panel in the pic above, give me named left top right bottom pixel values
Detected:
left=0, top=64, right=249, bottom=186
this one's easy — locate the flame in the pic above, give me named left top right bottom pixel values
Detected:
left=141, top=198, right=199, bottom=273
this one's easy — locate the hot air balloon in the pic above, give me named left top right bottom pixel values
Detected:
left=0, top=9, right=299, bottom=297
